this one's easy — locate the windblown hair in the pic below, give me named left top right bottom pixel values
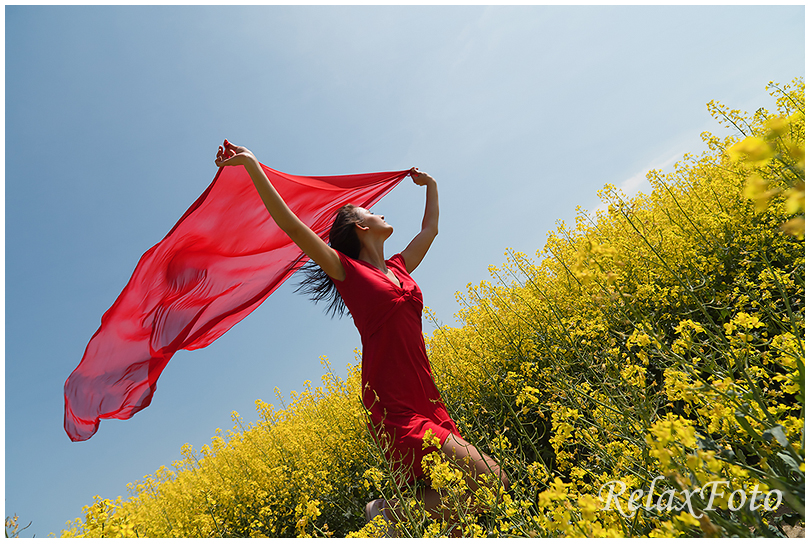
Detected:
left=294, top=204, right=363, bottom=318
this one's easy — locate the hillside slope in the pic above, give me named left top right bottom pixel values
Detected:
left=63, top=79, right=804, bottom=538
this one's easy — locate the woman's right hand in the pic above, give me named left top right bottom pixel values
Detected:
left=214, top=139, right=257, bottom=168
left=409, top=167, right=436, bottom=187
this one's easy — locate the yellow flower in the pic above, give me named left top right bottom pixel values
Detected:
left=577, top=494, right=602, bottom=521
left=780, top=216, right=805, bottom=237
left=784, top=185, right=805, bottom=215
left=732, top=312, right=765, bottom=330
left=674, top=510, right=701, bottom=528
left=728, top=136, right=774, bottom=165
left=787, top=142, right=805, bottom=169
left=516, top=385, right=541, bottom=406
left=764, top=117, right=790, bottom=139
left=421, top=428, right=442, bottom=450
left=742, top=174, right=780, bottom=212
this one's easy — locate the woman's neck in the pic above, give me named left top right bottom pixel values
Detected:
left=358, top=239, right=387, bottom=271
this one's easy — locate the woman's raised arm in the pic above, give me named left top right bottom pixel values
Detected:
left=400, top=168, right=439, bottom=274
left=215, top=140, right=346, bottom=281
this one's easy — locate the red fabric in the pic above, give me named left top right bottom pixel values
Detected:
left=64, top=164, right=409, bottom=442
left=333, top=252, right=460, bottom=483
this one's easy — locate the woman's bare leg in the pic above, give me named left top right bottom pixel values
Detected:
left=380, top=434, right=509, bottom=535
left=440, top=433, right=510, bottom=494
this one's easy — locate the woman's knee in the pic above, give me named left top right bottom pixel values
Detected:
left=480, top=456, right=510, bottom=491
left=441, top=434, right=509, bottom=491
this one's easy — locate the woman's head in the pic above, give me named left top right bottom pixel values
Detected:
left=296, top=204, right=369, bottom=316
left=329, top=204, right=392, bottom=258
left=328, top=204, right=363, bottom=258
left=297, top=203, right=389, bottom=318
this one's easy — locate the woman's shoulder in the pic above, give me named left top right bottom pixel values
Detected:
left=386, top=253, right=406, bottom=269
left=332, top=251, right=357, bottom=283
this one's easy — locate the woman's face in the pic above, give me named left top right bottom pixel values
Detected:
left=357, top=208, right=393, bottom=238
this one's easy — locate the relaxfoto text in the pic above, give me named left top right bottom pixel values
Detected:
left=599, top=476, right=783, bottom=519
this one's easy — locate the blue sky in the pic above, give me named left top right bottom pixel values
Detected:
left=5, top=5, right=804, bottom=536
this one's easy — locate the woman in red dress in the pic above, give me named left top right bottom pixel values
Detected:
left=215, top=140, right=508, bottom=528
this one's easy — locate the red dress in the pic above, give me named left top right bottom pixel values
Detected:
left=333, top=251, right=461, bottom=483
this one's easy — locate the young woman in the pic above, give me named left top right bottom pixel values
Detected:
left=214, top=140, right=508, bottom=530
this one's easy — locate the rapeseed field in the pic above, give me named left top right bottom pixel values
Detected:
left=62, top=79, right=804, bottom=538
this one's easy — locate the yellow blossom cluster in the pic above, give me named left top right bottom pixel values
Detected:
left=63, top=358, right=380, bottom=537
left=424, top=78, right=804, bottom=537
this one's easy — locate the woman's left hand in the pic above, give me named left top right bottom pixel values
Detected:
left=409, top=167, right=435, bottom=187
left=215, top=139, right=258, bottom=168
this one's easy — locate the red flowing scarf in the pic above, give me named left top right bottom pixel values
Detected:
left=64, top=164, right=408, bottom=441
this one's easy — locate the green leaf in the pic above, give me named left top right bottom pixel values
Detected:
left=734, top=411, right=762, bottom=440
left=696, top=433, right=720, bottom=451
left=762, top=426, right=789, bottom=447
left=776, top=451, right=802, bottom=474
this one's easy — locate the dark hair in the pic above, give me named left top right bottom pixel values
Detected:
left=294, top=204, right=363, bottom=318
